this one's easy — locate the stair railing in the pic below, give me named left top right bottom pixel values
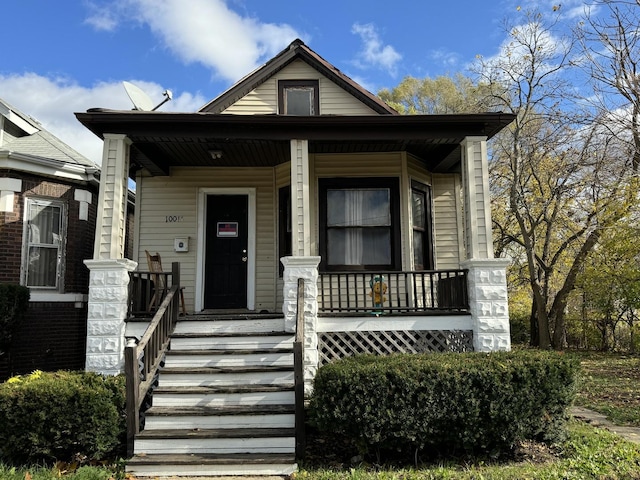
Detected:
left=125, top=262, right=181, bottom=457
left=293, top=277, right=306, bottom=459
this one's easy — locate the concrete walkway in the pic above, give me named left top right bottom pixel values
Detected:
left=571, top=406, right=640, bottom=444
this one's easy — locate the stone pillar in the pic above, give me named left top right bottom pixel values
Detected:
left=461, top=258, right=511, bottom=352
left=84, top=258, right=137, bottom=375
left=281, top=256, right=320, bottom=395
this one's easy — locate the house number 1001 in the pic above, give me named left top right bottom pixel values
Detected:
left=165, top=215, right=184, bottom=223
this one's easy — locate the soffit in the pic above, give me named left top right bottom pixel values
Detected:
left=75, top=111, right=515, bottom=177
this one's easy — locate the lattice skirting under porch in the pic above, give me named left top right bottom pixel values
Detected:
left=317, top=330, right=474, bottom=365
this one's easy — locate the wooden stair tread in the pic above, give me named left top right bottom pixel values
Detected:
left=128, top=452, right=295, bottom=465
left=137, top=427, right=295, bottom=439
left=154, top=384, right=294, bottom=394
left=179, top=314, right=284, bottom=320
left=172, top=331, right=290, bottom=338
left=166, top=348, right=293, bottom=355
left=146, top=404, right=295, bottom=416
left=160, top=365, right=293, bottom=374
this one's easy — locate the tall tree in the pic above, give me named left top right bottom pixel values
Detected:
left=478, top=8, right=632, bottom=349
left=577, top=0, right=640, bottom=172
left=378, top=74, right=491, bottom=114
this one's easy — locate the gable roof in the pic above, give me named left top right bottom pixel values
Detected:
left=199, top=39, right=398, bottom=115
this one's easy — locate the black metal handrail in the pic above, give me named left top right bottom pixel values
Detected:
left=318, top=269, right=469, bottom=314
left=124, top=262, right=181, bottom=457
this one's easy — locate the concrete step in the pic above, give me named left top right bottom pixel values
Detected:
left=126, top=453, right=296, bottom=477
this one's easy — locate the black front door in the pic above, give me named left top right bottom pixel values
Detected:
left=204, top=194, right=248, bottom=309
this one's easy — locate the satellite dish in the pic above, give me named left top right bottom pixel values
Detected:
left=123, top=81, right=173, bottom=111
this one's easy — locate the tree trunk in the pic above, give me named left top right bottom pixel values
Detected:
left=529, top=300, right=539, bottom=347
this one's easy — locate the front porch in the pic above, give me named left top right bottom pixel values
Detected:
left=115, top=253, right=509, bottom=475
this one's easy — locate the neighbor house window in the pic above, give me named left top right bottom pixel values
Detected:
left=411, top=180, right=434, bottom=270
left=319, top=178, right=400, bottom=271
left=22, top=198, right=65, bottom=289
left=278, top=80, right=319, bottom=115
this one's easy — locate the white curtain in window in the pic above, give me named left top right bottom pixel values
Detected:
left=327, top=189, right=391, bottom=265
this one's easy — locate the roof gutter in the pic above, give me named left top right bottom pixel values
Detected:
left=0, top=150, right=100, bottom=186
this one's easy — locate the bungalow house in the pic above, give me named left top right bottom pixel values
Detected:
left=0, top=98, right=102, bottom=379
left=76, top=39, right=514, bottom=477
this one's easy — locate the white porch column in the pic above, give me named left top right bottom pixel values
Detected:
left=460, top=136, right=511, bottom=351
left=85, top=134, right=137, bottom=374
left=93, top=134, right=132, bottom=260
left=289, top=139, right=311, bottom=256
left=281, top=256, right=320, bottom=395
left=460, top=136, right=493, bottom=260
left=462, top=258, right=511, bottom=352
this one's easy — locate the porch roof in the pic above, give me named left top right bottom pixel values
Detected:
left=75, top=110, right=515, bottom=177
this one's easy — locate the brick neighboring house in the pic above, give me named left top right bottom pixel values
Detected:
left=0, top=98, right=133, bottom=379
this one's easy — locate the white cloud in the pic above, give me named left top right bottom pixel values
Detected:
left=428, top=48, right=462, bottom=69
left=351, top=23, right=402, bottom=76
left=0, top=73, right=205, bottom=166
left=85, top=0, right=302, bottom=82
left=84, top=3, right=120, bottom=32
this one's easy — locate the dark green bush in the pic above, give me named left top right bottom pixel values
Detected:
left=309, top=351, right=580, bottom=460
left=0, top=370, right=126, bottom=465
left=0, top=284, right=29, bottom=354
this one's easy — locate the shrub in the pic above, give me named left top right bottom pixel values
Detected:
left=0, top=370, right=126, bottom=465
left=0, top=284, right=29, bottom=354
left=309, top=350, right=580, bottom=461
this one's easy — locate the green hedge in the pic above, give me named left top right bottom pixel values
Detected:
left=0, top=284, right=29, bottom=354
left=309, top=351, right=580, bottom=460
left=0, top=370, right=126, bottom=465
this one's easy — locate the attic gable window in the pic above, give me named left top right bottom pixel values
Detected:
left=278, top=80, right=319, bottom=115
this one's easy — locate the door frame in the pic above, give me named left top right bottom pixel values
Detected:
left=195, top=187, right=256, bottom=312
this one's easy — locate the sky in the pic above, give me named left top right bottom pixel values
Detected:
left=0, top=0, right=592, bottom=166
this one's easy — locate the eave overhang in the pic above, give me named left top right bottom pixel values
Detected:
left=75, top=110, right=515, bottom=177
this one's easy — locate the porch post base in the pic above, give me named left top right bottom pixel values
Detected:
left=281, top=256, right=321, bottom=395
left=84, top=258, right=138, bottom=375
left=461, top=258, right=511, bottom=352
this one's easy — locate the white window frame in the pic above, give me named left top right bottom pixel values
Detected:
left=21, top=197, right=66, bottom=291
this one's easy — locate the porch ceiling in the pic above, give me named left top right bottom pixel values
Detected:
left=75, top=111, right=515, bottom=177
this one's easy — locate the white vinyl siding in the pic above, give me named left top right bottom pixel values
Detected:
left=432, top=174, right=464, bottom=269
left=223, top=60, right=378, bottom=116
left=136, top=167, right=277, bottom=312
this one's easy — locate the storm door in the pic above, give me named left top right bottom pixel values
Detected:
left=204, top=194, right=248, bottom=309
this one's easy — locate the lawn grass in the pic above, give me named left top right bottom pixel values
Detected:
left=0, top=463, right=120, bottom=480
left=297, top=420, right=640, bottom=480
left=573, top=351, right=640, bottom=426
